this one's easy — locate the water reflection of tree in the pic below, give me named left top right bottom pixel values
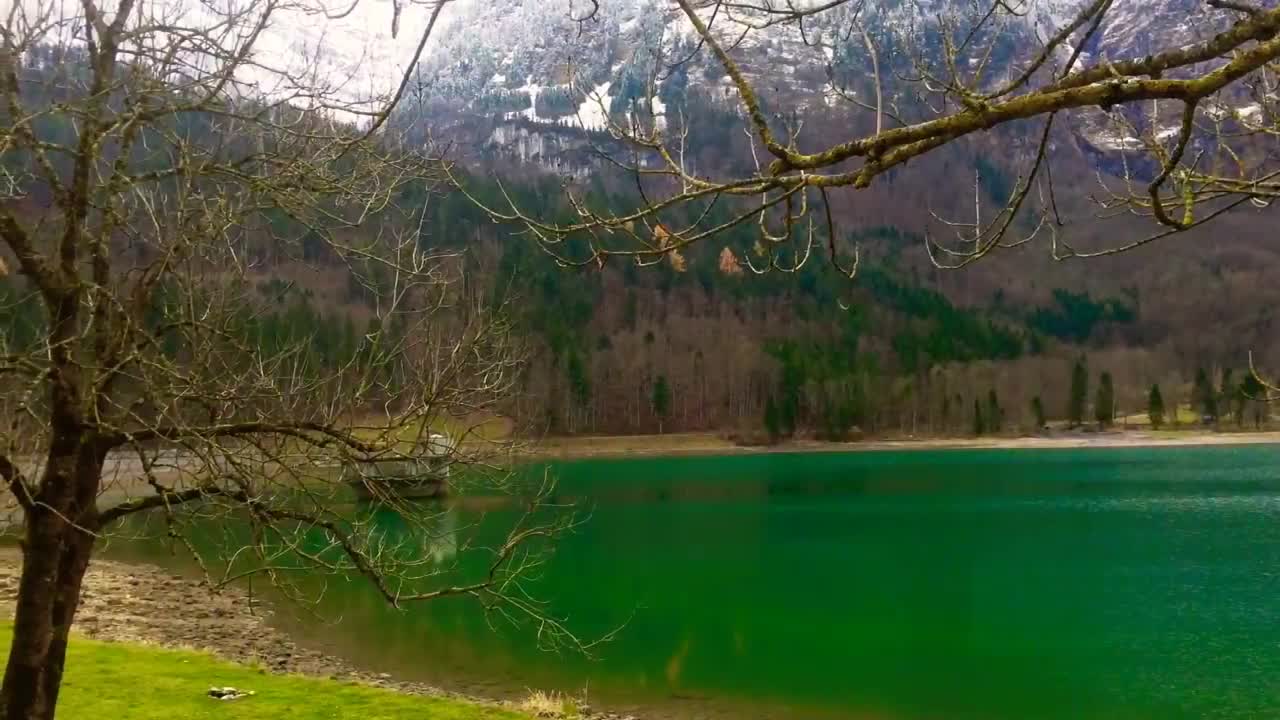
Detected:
left=368, top=504, right=459, bottom=568
left=0, top=0, right=601, bottom=713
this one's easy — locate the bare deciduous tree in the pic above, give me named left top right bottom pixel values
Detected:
left=452, top=0, right=1279, bottom=273
left=4, top=0, right=1278, bottom=715
left=0, top=2, right=592, bottom=718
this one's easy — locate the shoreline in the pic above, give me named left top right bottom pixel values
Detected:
left=521, top=429, right=1280, bottom=461
left=0, top=549, right=635, bottom=720
left=0, top=549, right=449, bottom=690
left=4, top=437, right=1278, bottom=719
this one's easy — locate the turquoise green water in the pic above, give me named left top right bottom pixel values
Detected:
left=124, top=446, right=1280, bottom=719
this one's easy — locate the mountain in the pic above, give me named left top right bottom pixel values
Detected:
left=383, top=0, right=1280, bottom=437
left=407, top=0, right=1254, bottom=165
left=9, top=4, right=1271, bottom=442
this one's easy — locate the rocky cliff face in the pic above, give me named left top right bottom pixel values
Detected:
left=402, top=0, right=1261, bottom=172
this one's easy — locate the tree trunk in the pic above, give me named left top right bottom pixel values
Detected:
left=39, top=529, right=95, bottom=715
left=2, top=444, right=102, bottom=720
left=3, top=512, right=64, bottom=720
left=2, top=519, right=94, bottom=720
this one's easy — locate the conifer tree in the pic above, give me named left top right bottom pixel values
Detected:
left=1148, top=384, right=1166, bottom=429
left=1069, top=357, right=1089, bottom=427
left=652, top=375, right=672, bottom=433
left=1095, top=372, right=1115, bottom=428
left=1193, top=367, right=1218, bottom=424
left=986, top=389, right=1002, bottom=433
left=1031, top=396, right=1046, bottom=430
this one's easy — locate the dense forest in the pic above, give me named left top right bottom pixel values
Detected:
left=9, top=169, right=1258, bottom=441
left=3, top=43, right=1277, bottom=442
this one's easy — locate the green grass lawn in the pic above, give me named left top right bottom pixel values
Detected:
left=0, top=625, right=528, bottom=719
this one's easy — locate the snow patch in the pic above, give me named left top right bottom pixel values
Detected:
left=1090, top=130, right=1144, bottom=151
left=823, top=84, right=850, bottom=108
left=577, top=80, right=614, bottom=131
left=652, top=94, right=667, bottom=130
left=516, top=76, right=542, bottom=122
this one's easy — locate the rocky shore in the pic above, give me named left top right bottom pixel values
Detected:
left=0, top=549, right=445, bottom=688
left=0, top=549, right=632, bottom=719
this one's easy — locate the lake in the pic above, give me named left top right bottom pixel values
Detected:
left=117, top=445, right=1280, bottom=719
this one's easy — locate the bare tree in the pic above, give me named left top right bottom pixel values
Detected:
left=452, top=0, right=1279, bottom=274
left=0, top=1, right=595, bottom=718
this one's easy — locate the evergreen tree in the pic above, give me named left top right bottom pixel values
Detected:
left=1031, top=395, right=1046, bottom=430
left=313, top=312, right=336, bottom=367
left=1242, top=374, right=1267, bottom=429
left=1220, top=367, right=1235, bottom=409
left=1232, top=382, right=1247, bottom=427
left=652, top=374, right=672, bottom=433
left=567, top=351, right=591, bottom=408
left=775, top=358, right=803, bottom=438
left=1068, top=357, right=1088, bottom=427
left=338, top=315, right=358, bottom=366
left=764, top=395, right=782, bottom=441
left=973, top=398, right=985, bottom=436
left=986, top=389, right=1002, bottom=433
left=1193, top=367, right=1218, bottom=424
left=1095, top=371, right=1115, bottom=428
left=1148, top=384, right=1166, bottom=429
left=1221, top=368, right=1246, bottom=426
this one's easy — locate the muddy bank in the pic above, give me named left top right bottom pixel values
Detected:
left=0, top=549, right=631, bottom=719
left=0, top=549, right=437, bottom=686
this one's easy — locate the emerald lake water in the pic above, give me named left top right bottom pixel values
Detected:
left=121, top=445, right=1280, bottom=719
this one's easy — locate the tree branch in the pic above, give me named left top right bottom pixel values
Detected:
left=0, top=213, right=59, bottom=300
left=98, top=485, right=249, bottom=526
left=0, top=451, right=35, bottom=513
left=1208, top=0, right=1264, bottom=17
left=109, top=421, right=387, bottom=456
left=784, top=23, right=1280, bottom=172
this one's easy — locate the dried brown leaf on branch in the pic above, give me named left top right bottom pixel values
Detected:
left=0, top=2, right=602, bottom=718
left=451, top=0, right=1279, bottom=275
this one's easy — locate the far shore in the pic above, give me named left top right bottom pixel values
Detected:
left=6, top=428, right=1276, bottom=528
left=521, top=428, right=1280, bottom=461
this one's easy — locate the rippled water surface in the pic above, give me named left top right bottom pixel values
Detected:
left=126, top=445, right=1280, bottom=719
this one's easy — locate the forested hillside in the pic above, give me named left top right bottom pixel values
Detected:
left=382, top=0, right=1280, bottom=438
left=4, top=31, right=1279, bottom=442
left=420, top=178, right=1270, bottom=438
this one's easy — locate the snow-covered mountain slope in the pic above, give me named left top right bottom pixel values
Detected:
left=407, top=0, right=1269, bottom=170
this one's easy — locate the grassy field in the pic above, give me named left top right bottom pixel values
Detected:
left=1115, top=402, right=1268, bottom=429
left=528, top=432, right=740, bottom=458
left=3, top=625, right=528, bottom=720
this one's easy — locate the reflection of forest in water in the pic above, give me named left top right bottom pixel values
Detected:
left=112, top=447, right=1280, bottom=720
left=110, top=498, right=467, bottom=601
left=370, top=503, right=459, bottom=566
